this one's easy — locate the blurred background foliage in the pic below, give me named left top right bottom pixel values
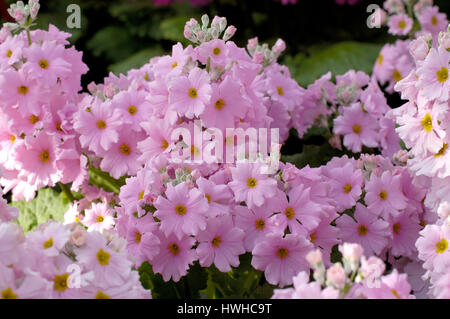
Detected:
left=2, top=0, right=449, bottom=88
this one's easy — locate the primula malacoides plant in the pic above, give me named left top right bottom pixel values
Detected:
left=0, top=0, right=449, bottom=300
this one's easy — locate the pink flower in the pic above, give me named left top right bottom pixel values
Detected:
left=200, top=75, right=248, bottom=131
left=364, top=171, right=407, bottom=218
left=125, top=214, right=160, bottom=266
left=197, top=39, right=229, bottom=67
left=336, top=203, right=390, bottom=256
left=252, top=233, right=312, bottom=287
left=416, top=47, right=449, bottom=102
left=388, top=212, right=421, bottom=258
left=75, top=232, right=133, bottom=287
left=388, top=14, right=413, bottom=36
left=333, top=103, right=379, bottom=153
left=325, top=162, right=363, bottom=212
left=234, top=205, right=282, bottom=252
left=154, top=182, right=209, bottom=239
left=74, top=101, right=123, bottom=153
left=27, top=222, right=70, bottom=257
left=418, top=6, right=448, bottom=37
left=168, top=67, right=212, bottom=119
left=363, top=270, right=414, bottom=299
left=275, top=184, right=324, bottom=233
left=138, top=117, right=174, bottom=162
left=416, top=224, right=450, bottom=272
left=82, top=201, right=116, bottom=233
left=151, top=231, right=197, bottom=282
left=110, top=90, right=152, bottom=131
left=196, top=177, right=233, bottom=217
left=228, top=161, right=277, bottom=209
left=196, top=215, right=245, bottom=272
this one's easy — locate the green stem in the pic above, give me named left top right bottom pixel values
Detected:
left=58, top=182, right=76, bottom=202
left=26, top=28, right=31, bottom=46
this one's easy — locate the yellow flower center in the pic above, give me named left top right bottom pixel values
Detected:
left=138, top=190, right=145, bottom=200
left=284, top=207, right=295, bottom=220
left=435, top=143, right=448, bottom=157
left=175, top=204, right=187, bottom=216
left=190, top=145, right=201, bottom=156
left=421, top=113, right=433, bottom=132
left=188, top=88, right=198, bottom=99
left=96, top=216, right=104, bottom=223
left=95, top=291, right=111, bottom=299
left=212, top=47, right=221, bottom=55
left=39, top=59, right=49, bottom=69
left=205, top=193, right=211, bottom=203
left=393, top=69, right=402, bottom=82
left=276, top=87, right=284, bottom=96
left=211, top=236, right=222, bottom=247
left=135, top=232, right=142, bottom=244
left=255, top=219, right=265, bottom=230
left=1, top=288, right=17, bottom=299
left=393, top=223, right=401, bottom=234
left=29, top=114, right=39, bottom=124
left=377, top=54, right=383, bottom=65
left=168, top=242, right=180, bottom=256
left=435, top=238, right=448, bottom=254
left=97, top=120, right=106, bottom=129
left=398, top=20, right=406, bottom=29
left=10, top=135, right=15, bottom=144
left=431, top=16, right=438, bottom=26
left=6, top=50, right=12, bottom=58
left=358, top=225, right=368, bottom=236
left=40, top=150, right=50, bottom=163
left=392, top=289, right=401, bottom=299
left=128, top=105, right=137, bottom=115
left=277, top=248, right=289, bottom=259
left=247, top=178, right=257, bottom=188
left=343, top=183, right=352, bottom=194
left=352, top=124, right=361, bottom=134
left=379, top=190, right=388, bottom=201
left=172, top=61, right=178, bottom=69
left=310, top=232, right=316, bottom=243
left=43, top=237, right=53, bottom=249
left=53, top=273, right=69, bottom=292
left=17, top=85, right=28, bottom=95
left=437, top=67, right=448, bottom=83
left=96, top=249, right=110, bottom=266
left=161, top=139, right=169, bottom=150
left=214, top=98, right=225, bottom=110
left=119, top=143, right=131, bottom=155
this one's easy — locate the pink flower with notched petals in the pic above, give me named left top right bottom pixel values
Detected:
left=15, top=132, right=60, bottom=188
left=168, top=67, right=212, bottom=119
left=138, top=117, right=174, bottom=163
left=125, top=214, right=160, bottom=266
left=196, top=215, right=245, bottom=272
left=196, top=177, right=233, bottom=217
left=333, top=103, right=379, bottom=153
left=252, top=233, right=312, bottom=287
left=228, top=161, right=277, bottom=209
left=388, top=212, right=421, bottom=258
left=110, top=90, right=152, bottom=131
left=233, top=205, right=283, bottom=252
left=97, top=128, right=144, bottom=179
left=154, top=182, right=209, bottom=239
left=416, top=47, right=450, bottom=102
left=151, top=231, right=197, bottom=282
left=336, top=203, right=390, bottom=256
left=364, top=170, right=407, bottom=218
left=200, top=75, right=248, bottom=131
left=82, top=201, right=115, bottom=233
left=416, top=224, right=450, bottom=273
left=74, top=100, right=123, bottom=153
left=417, top=6, right=448, bottom=37
left=388, top=14, right=413, bottom=36
left=325, top=161, right=363, bottom=212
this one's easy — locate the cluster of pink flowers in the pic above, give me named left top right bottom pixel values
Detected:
left=150, top=0, right=361, bottom=6
left=272, top=243, right=415, bottom=299
left=391, top=23, right=450, bottom=298
left=292, top=69, right=400, bottom=157
left=0, top=2, right=88, bottom=202
left=373, top=0, right=448, bottom=93
left=0, top=218, right=149, bottom=298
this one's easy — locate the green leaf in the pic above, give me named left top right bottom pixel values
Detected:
left=86, top=26, right=138, bottom=62
left=11, top=188, right=70, bottom=233
left=159, top=15, right=191, bottom=44
left=109, top=47, right=166, bottom=76
left=284, top=41, right=383, bottom=87
left=282, top=143, right=343, bottom=169
left=88, top=167, right=126, bottom=194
